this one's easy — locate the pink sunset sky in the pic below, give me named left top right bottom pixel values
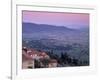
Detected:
left=22, top=11, right=89, bottom=29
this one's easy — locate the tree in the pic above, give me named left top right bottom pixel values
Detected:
left=34, top=60, right=41, bottom=68
left=72, top=58, right=79, bottom=66
left=41, top=58, right=49, bottom=68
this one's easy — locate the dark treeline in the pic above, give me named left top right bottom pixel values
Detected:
left=46, top=50, right=89, bottom=67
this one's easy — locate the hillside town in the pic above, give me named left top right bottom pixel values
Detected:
left=22, top=47, right=58, bottom=69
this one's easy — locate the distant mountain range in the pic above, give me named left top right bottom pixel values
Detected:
left=22, top=22, right=88, bottom=41
left=22, top=22, right=76, bottom=33
left=22, top=22, right=79, bottom=39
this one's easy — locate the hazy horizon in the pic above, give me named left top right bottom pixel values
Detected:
left=22, top=22, right=89, bottom=30
left=22, top=11, right=89, bottom=29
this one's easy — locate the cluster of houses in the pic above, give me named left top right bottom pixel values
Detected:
left=22, top=47, right=58, bottom=69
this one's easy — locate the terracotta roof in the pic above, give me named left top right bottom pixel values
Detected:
left=22, top=47, right=49, bottom=61
left=22, top=52, right=33, bottom=62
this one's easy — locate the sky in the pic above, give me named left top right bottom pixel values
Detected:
left=22, top=11, right=89, bottom=29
